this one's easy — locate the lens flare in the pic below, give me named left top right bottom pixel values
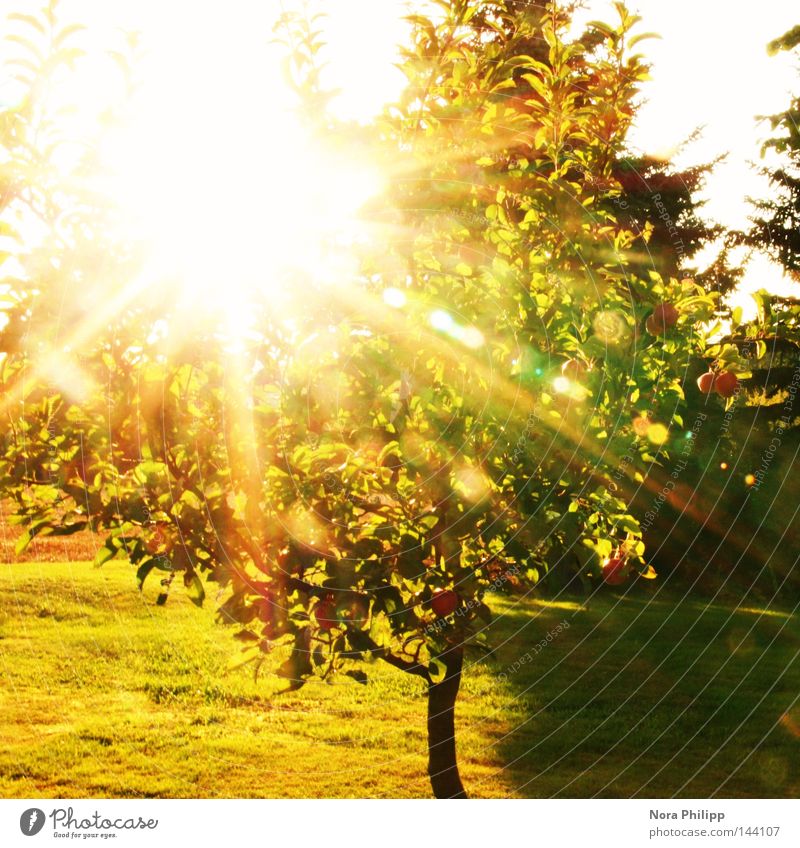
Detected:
left=383, top=288, right=407, bottom=308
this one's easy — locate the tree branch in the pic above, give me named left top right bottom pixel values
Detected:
left=359, top=631, right=431, bottom=681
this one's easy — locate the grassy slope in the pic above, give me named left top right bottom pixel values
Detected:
left=0, top=561, right=798, bottom=799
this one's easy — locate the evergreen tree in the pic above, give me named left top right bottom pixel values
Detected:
left=742, top=25, right=800, bottom=276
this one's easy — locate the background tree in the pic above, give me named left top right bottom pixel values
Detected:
left=739, top=24, right=800, bottom=275
left=460, top=1, right=738, bottom=295
left=629, top=25, right=800, bottom=598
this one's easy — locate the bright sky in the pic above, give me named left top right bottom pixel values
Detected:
left=607, top=0, right=800, bottom=314
left=1, top=0, right=798, bottom=317
left=612, top=1, right=797, bottom=225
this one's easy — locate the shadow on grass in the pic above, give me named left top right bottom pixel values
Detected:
left=476, top=590, right=800, bottom=798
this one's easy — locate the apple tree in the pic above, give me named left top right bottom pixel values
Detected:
left=0, top=1, right=716, bottom=797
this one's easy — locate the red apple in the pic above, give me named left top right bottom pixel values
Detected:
left=655, top=302, right=679, bottom=328
left=602, top=556, right=627, bottom=586
left=314, top=599, right=337, bottom=631
left=696, top=371, right=716, bottom=394
left=645, top=303, right=679, bottom=335
left=561, top=358, right=586, bottom=380
left=714, top=371, right=739, bottom=398
left=430, top=589, right=460, bottom=618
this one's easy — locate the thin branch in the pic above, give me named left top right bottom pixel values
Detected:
left=362, top=632, right=431, bottom=681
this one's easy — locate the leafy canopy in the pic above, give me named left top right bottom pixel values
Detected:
left=0, top=1, right=716, bottom=686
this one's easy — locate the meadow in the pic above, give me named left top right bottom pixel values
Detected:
left=1, top=561, right=798, bottom=798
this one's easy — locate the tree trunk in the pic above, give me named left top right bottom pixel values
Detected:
left=427, top=643, right=468, bottom=799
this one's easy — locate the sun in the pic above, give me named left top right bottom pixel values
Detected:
left=0, top=0, right=416, bottom=358
left=0, top=0, right=401, bottom=344
left=76, top=2, right=390, bottom=339
left=97, top=93, right=382, bottom=338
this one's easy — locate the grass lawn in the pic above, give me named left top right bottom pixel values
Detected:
left=1, top=561, right=799, bottom=798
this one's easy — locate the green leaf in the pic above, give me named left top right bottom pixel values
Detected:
left=616, top=515, right=641, bottom=535
left=180, top=489, right=203, bottom=510
left=233, top=629, right=259, bottom=643
left=419, top=514, right=439, bottom=530
left=185, top=572, right=205, bottom=607
left=14, top=528, right=34, bottom=555
left=133, top=461, right=167, bottom=485
left=428, top=657, right=447, bottom=684
left=136, top=560, right=156, bottom=590
left=94, top=540, right=118, bottom=567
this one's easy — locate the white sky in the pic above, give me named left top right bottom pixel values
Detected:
left=610, top=1, right=800, bottom=312
left=615, top=1, right=798, bottom=226
left=1, top=0, right=798, bottom=314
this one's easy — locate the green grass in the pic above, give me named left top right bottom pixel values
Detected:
left=1, top=561, right=799, bottom=798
